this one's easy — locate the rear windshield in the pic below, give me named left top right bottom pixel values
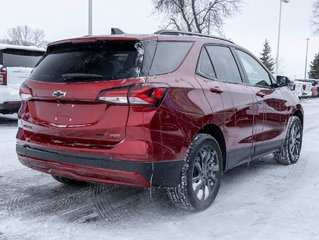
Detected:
left=30, top=40, right=193, bottom=83
left=30, top=41, right=143, bottom=83
left=2, top=49, right=44, bottom=68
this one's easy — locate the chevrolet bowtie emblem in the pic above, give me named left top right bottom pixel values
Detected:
left=52, top=90, right=66, bottom=97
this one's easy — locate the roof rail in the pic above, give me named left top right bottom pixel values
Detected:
left=154, top=29, right=234, bottom=43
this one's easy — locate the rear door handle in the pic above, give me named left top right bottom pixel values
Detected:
left=256, top=91, right=266, bottom=98
left=210, top=86, right=223, bottom=94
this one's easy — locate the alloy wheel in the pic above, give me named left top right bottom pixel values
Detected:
left=192, top=146, right=219, bottom=201
left=289, top=122, right=302, bottom=161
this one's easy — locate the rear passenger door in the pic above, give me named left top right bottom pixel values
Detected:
left=195, top=45, right=231, bottom=128
left=195, top=45, right=256, bottom=169
left=235, top=49, right=287, bottom=156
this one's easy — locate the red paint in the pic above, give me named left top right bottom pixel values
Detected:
left=0, top=67, right=7, bottom=85
left=16, top=34, right=303, bottom=187
left=18, top=155, right=150, bottom=187
left=7, top=101, right=20, bottom=105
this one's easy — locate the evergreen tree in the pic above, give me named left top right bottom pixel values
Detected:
left=309, top=53, right=319, bottom=79
left=260, top=39, right=275, bottom=74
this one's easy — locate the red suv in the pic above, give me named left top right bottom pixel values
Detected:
left=16, top=30, right=303, bottom=211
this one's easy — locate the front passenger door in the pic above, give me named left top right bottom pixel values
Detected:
left=236, top=50, right=287, bottom=156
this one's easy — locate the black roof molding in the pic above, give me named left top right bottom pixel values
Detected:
left=154, top=29, right=234, bottom=43
left=111, top=28, right=125, bottom=35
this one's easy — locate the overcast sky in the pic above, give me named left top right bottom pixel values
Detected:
left=0, top=0, right=318, bottom=79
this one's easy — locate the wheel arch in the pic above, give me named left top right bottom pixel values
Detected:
left=293, top=109, right=303, bottom=127
left=197, top=124, right=227, bottom=171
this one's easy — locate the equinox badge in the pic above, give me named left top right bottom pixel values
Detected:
left=53, top=90, right=66, bottom=97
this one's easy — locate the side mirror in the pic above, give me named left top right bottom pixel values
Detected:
left=276, top=75, right=291, bottom=87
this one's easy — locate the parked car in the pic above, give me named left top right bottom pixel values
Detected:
left=16, top=30, right=304, bottom=211
left=292, top=81, right=303, bottom=98
left=311, top=85, right=318, bottom=97
left=0, top=44, right=45, bottom=114
left=311, top=80, right=319, bottom=97
left=292, top=79, right=314, bottom=98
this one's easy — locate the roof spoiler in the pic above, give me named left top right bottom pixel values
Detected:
left=111, top=28, right=125, bottom=35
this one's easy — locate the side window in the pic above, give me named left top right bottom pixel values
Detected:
left=236, top=50, right=272, bottom=87
left=149, top=41, right=193, bottom=75
left=196, top=48, right=216, bottom=79
left=206, top=46, right=242, bottom=83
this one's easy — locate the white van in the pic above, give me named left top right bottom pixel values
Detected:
left=0, top=44, right=45, bottom=114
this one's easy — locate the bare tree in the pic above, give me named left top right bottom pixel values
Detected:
left=0, top=25, right=48, bottom=48
left=152, top=0, right=241, bottom=34
left=312, top=0, right=319, bottom=35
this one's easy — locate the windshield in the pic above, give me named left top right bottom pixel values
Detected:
left=3, top=49, right=44, bottom=68
left=30, top=41, right=143, bottom=83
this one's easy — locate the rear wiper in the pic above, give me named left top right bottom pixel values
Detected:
left=61, top=73, right=103, bottom=80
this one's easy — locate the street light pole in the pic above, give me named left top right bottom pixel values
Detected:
left=275, top=0, right=289, bottom=75
left=88, top=0, right=93, bottom=35
left=208, top=1, right=212, bottom=35
left=304, top=38, right=310, bottom=79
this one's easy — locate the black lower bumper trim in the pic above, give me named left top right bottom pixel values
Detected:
left=16, top=144, right=184, bottom=187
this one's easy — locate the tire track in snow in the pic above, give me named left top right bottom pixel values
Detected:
left=1, top=181, right=91, bottom=218
left=0, top=169, right=173, bottom=224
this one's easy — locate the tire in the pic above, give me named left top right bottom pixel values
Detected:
left=52, top=175, right=86, bottom=186
left=274, top=116, right=303, bottom=165
left=167, top=134, right=223, bottom=211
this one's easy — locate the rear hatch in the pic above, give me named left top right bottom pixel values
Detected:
left=3, top=48, right=44, bottom=93
left=21, top=39, right=155, bottom=147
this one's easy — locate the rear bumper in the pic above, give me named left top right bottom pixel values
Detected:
left=16, top=144, right=184, bottom=188
left=0, top=101, right=21, bottom=114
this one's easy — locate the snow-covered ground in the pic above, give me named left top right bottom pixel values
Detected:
left=0, top=99, right=319, bottom=240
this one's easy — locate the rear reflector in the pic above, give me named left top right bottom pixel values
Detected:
left=0, top=67, right=7, bottom=85
left=97, top=84, right=169, bottom=107
left=19, top=84, right=33, bottom=101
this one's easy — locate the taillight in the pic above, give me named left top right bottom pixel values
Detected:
left=98, top=86, right=130, bottom=105
left=0, top=67, right=7, bottom=85
left=19, top=84, right=33, bottom=101
left=129, top=85, right=168, bottom=106
left=302, top=84, right=306, bottom=91
left=97, top=84, right=169, bottom=107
